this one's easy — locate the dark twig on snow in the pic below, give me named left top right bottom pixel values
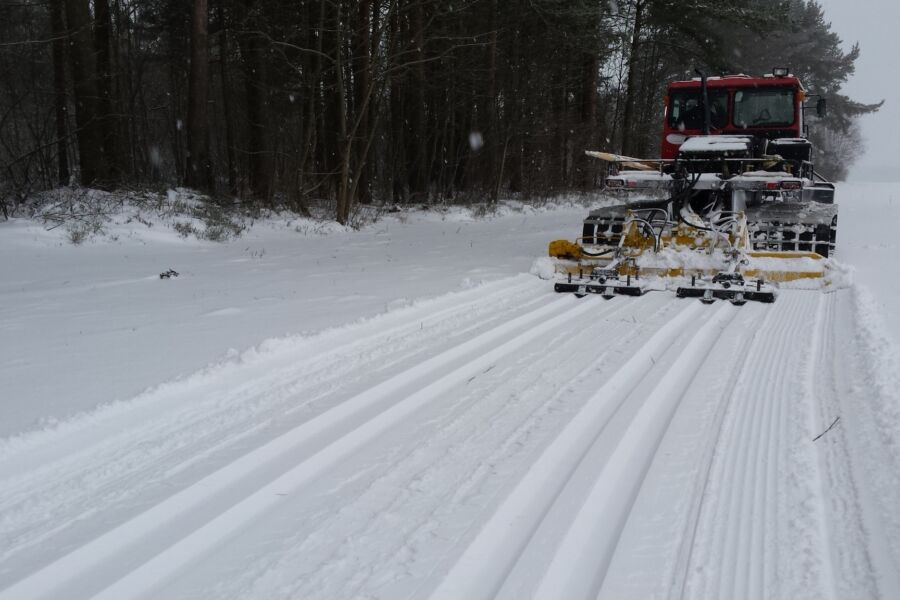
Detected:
left=813, top=416, right=841, bottom=442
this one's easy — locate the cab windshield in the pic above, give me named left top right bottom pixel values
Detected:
left=733, top=88, right=795, bottom=127
left=667, top=90, right=728, bottom=131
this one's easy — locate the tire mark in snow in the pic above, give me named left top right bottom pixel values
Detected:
left=0, top=292, right=600, bottom=600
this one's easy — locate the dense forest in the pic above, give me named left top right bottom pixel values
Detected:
left=0, top=0, right=881, bottom=222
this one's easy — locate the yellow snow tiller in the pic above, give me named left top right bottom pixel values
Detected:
left=549, top=203, right=834, bottom=305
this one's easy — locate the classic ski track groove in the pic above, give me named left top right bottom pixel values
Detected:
left=0, top=285, right=890, bottom=600
left=0, top=275, right=540, bottom=474
left=0, top=277, right=547, bottom=590
left=531, top=303, right=738, bottom=600
left=675, top=291, right=829, bottom=600
left=695, top=293, right=805, bottom=600
left=0, top=277, right=546, bottom=570
left=428, top=299, right=718, bottom=600
left=809, top=292, right=847, bottom=600
left=664, top=301, right=776, bottom=600
left=229, top=295, right=678, bottom=600
left=87, top=294, right=609, bottom=600
left=0, top=284, right=606, bottom=599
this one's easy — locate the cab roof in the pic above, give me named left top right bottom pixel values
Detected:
left=667, top=74, right=804, bottom=91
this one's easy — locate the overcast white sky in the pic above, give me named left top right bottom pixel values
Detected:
left=815, top=0, right=900, bottom=181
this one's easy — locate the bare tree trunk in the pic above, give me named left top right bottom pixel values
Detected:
left=168, top=59, right=185, bottom=183
left=216, top=0, right=237, bottom=195
left=486, top=0, right=499, bottom=200
left=186, top=0, right=213, bottom=192
left=507, top=3, right=523, bottom=194
left=115, top=0, right=138, bottom=178
left=321, top=0, right=342, bottom=204
left=334, top=2, right=352, bottom=224
left=65, top=0, right=109, bottom=186
left=239, top=0, right=272, bottom=203
left=580, top=52, right=598, bottom=189
left=555, top=68, right=569, bottom=185
left=353, top=0, right=372, bottom=205
left=295, top=0, right=323, bottom=204
left=94, top=0, right=125, bottom=183
left=50, top=0, right=69, bottom=185
left=406, top=1, right=427, bottom=201
left=620, top=0, right=644, bottom=156
left=389, top=2, right=405, bottom=203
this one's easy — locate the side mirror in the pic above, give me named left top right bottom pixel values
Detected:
left=816, top=98, right=827, bottom=117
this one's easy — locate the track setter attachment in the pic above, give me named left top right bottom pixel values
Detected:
left=675, top=273, right=776, bottom=305
left=553, top=266, right=646, bottom=299
left=547, top=204, right=831, bottom=305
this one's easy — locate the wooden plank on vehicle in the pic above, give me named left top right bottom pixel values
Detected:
left=584, top=150, right=659, bottom=171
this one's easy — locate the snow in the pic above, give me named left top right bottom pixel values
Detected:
left=739, top=169, right=794, bottom=177
left=835, top=182, right=900, bottom=340
left=613, top=169, right=667, bottom=179
left=0, top=200, right=591, bottom=437
left=679, top=135, right=751, bottom=152
left=1, top=184, right=899, bottom=600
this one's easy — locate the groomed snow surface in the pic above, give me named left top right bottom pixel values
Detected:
left=1, top=184, right=899, bottom=599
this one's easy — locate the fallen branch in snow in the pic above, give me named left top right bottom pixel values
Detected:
left=812, top=416, right=840, bottom=442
